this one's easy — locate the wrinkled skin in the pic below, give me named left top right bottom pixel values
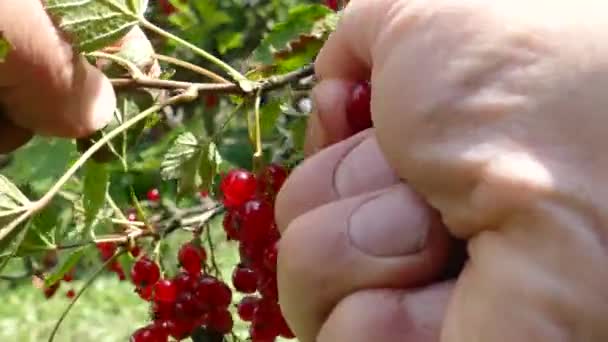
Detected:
left=276, top=0, right=608, bottom=341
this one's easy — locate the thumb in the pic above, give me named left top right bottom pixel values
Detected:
left=0, top=0, right=115, bottom=140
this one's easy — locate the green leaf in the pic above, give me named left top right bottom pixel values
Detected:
left=128, top=0, right=148, bottom=15
left=0, top=175, right=29, bottom=212
left=2, top=137, right=78, bottom=194
left=161, top=132, right=200, bottom=181
left=251, top=4, right=333, bottom=66
left=0, top=34, right=11, bottom=62
left=83, top=160, right=109, bottom=226
left=198, top=142, right=222, bottom=192
left=44, top=248, right=85, bottom=287
left=288, top=115, right=308, bottom=152
left=45, top=0, right=140, bottom=52
left=260, top=99, right=283, bottom=139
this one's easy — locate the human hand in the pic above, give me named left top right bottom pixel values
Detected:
left=0, top=0, right=116, bottom=153
left=276, top=0, right=608, bottom=341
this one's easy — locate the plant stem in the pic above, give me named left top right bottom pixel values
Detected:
left=153, top=53, right=230, bottom=84
left=1, top=91, right=197, bottom=249
left=139, top=18, right=250, bottom=87
left=252, top=90, right=264, bottom=173
left=48, top=250, right=126, bottom=342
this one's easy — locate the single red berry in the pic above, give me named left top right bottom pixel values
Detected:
left=199, top=190, right=209, bottom=198
left=154, top=279, right=177, bottom=303
left=222, top=210, right=241, bottom=241
left=97, top=242, right=117, bottom=260
left=129, top=245, right=142, bottom=258
left=237, top=296, right=260, bottom=322
left=152, top=301, right=175, bottom=320
left=207, top=309, right=234, bottom=334
left=174, top=292, right=200, bottom=319
left=258, top=163, right=288, bottom=200
left=178, top=243, right=205, bottom=275
left=195, top=276, right=232, bottom=309
left=262, top=242, right=278, bottom=273
left=66, top=289, right=76, bottom=299
left=62, top=269, right=74, bottom=282
left=205, top=94, right=219, bottom=109
left=130, top=324, right=169, bottom=342
left=147, top=188, right=161, bottom=202
left=158, top=0, right=176, bottom=15
left=136, top=285, right=154, bottom=301
left=345, top=81, right=372, bottom=133
left=173, top=271, right=198, bottom=293
left=131, top=256, right=161, bottom=287
left=239, top=199, right=274, bottom=244
left=166, top=318, right=194, bottom=340
left=220, top=169, right=258, bottom=208
left=325, top=0, right=339, bottom=11
left=43, top=282, right=60, bottom=299
left=232, top=265, right=258, bottom=294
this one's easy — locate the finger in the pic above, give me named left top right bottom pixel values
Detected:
left=278, top=184, right=452, bottom=341
left=314, top=0, right=393, bottom=80
left=0, top=113, right=32, bottom=153
left=305, top=79, right=358, bottom=155
left=0, top=0, right=115, bottom=138
left=276, top=131, right=400, bottom=233
left=318, top=281, right=454, bottom=342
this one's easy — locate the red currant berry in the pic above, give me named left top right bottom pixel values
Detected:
left=220, top=169, right=257, bottom=208
left=154, top=279, right=177, bottom=303
left=43, top=282, right=60, bottom=299
left=129, top=245, right=142, bottom=258
left=147, top=188, right=161, bottom=202
left=152, top=301, right=175, bottom=320
left=258, top=163, right=288, bottom=200
left=131, top=256, right=161, bottom=287
left=262, top=242, right=278, bottom=272
left=136, top=285, right=154, bottom=301
left=345, top=81, right=372, bottom=133
left=178, top=242, right=205, bottom=275
left=66, top=289, right=75, bottom=299
left=257, top=273, right=278, bottom=302
left=204, top=94, right=219, bottom=109
left=232, top=265, right=258, bottom=294
left=62, top=269, right=74, bottom=282
left=130, top=325, right=168, bottom=342
left=207, top=309, right=234, bottom=334
left=96, top=242, right=117, bottom=260
left=239, top=199, right=274, bottom=244
left=325, top=0, right=339, bottom=11
left=173, top=272, right=198, bottom=293
left=237, top=296, right=260, bottom=322
left=195, top=276, right=232, bottom=309
left=174, top=292, right=200, bottom=318
left=222, top=210, right=241, bottom=241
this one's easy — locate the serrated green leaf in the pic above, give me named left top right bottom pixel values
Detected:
left=45, top=248, right=85, bottom=287
left=251, top=4, right=332, bottom=65
left=0, top=34, right=11, bottom=62
left=288, top=115, right=308, bottom=152
left=128, top=0, right=148, bottom=15
left=161, top=132, right=200, bottom=180
left=0, top=175, right=29, bottom=213
left=45, top=0, right=140, bottom=52
left=83, top=160, right=109, bottom=226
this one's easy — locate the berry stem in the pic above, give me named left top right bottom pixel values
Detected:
left=252, top=90, right=264, bottom=174
left=48, top=249, right=127, bottom=342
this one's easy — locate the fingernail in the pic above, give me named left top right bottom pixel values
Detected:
left=304, top=100, right=328, bottom=156
left=88, top=70, right=116, bottom=131
left=349, top=187, right=430, bottom=256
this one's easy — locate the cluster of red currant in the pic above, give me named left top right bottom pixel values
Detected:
left=127, top=163, right=293, bottom=341
left=42, top=267, right=76, bottom=299
left=221, top=164, right=295, bottom=341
